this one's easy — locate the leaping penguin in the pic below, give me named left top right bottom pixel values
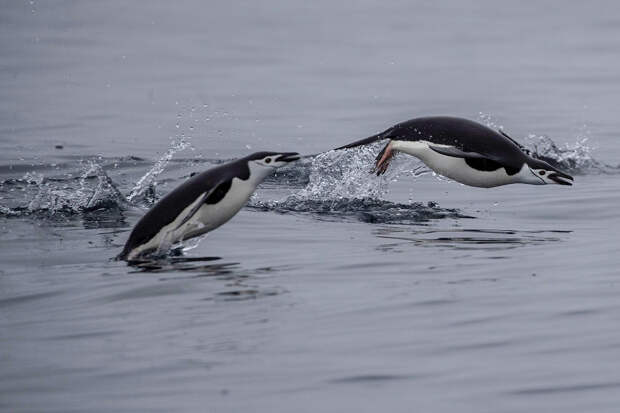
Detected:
left=336, top=116, right=574, bottom=188
left=118, top=151, right=300, bottom=261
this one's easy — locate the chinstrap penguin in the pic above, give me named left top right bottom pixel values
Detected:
left=336, top=116, right=574, bottom=188
left=118, top=151, right=300, bottom=261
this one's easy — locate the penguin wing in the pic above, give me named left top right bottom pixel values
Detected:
left=429, top=143, right=523, bottom=169
left=428, top=144, right=522, bottom=174
left=428, top=145, right=490, bottom=160
left=173, top=191, right=210, bottom=230
left=174, top=179, right=231, bottom=230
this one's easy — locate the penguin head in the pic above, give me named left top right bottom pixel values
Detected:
left=526, top=158, right=574, bottom=186
left=246, top=151, right=300, bottom=170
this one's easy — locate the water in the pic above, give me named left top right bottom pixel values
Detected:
left=2, top=1, right=620, bottom=411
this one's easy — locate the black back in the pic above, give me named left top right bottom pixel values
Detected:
left=336, top=116, right=529, bottom=170
left=385, top=116, right=528, bottom=169
left=118, top=156, right=252, bottom=259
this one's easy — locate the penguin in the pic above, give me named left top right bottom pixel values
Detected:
left=336, top=116, right=574, bottom=188
left=118, top=151, right=300, bottom=261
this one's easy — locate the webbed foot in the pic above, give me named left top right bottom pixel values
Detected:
left=373, top=141, right=393, bottom=176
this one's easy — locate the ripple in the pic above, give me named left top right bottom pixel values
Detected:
left=374, top=227, right=570, bottom=251
left=511, top=381, right=620, bottom=395
left=328, top=374, right=417, bottom=384
left=103, top=283, right=192, bottom=302
left=0, top=291, right=62, bottom=309
left=215, top=286, right=286, bottom=302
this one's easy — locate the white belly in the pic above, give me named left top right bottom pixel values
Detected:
left=127, top=177, right=256, bottom=259
left=391, top=140, right=520, bottom=188
left=179, top=177, right=255, bottom=239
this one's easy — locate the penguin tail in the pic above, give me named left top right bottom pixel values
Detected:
left=115, top=249, right=128, bottom=261
left=115, top=242, right=134, bottom=261
left=299, top=126, right=393, bottom=160
left=334, top=127, right=393, bottom=151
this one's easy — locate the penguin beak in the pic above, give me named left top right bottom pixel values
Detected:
left=548, top=171, right=573, bottom=186
left=275, top=152, right=300, bottom=163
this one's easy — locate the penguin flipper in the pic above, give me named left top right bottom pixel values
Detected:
left=174, top=179, right=231, bottom=230
left=429, top=145, right=489, bottom=160
left=174, top=192, right=209, bottom=231
left=429, top=144, right=523, bottom=174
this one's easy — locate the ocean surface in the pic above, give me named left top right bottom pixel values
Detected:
left=2, top=1, right=620, bottom=412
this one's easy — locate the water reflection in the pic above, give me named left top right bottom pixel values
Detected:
left=122, top=256, right=291, bottom=303
left=126, top=255, right=232, bottom=274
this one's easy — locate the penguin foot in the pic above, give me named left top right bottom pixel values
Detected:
left=373, top=142, right=393, bottom=176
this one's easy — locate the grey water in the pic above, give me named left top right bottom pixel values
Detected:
left=2, top=1, right=620, bottom=411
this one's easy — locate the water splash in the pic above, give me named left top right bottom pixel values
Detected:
left=178, top=233, right=209, bottom=253
left=264, top=157, right=313, bottom=188
left=525, top=134, right=614, bottom=173
left=297, top=145, right=389, bottom=200
left=478, top=113, right=615, bottom=174
left=1, top=160, right=127, bottom=217
left=249, top=146, right=461, bottom=224
left=0, top=135, right=195, bottom=219
left=478, top=112, right=504, bottom=130
left=126, top=137, right=192, bottom=204
left=271, top=144, right=427, bottom=200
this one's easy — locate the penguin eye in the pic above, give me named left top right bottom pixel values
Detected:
left=539, top=170, right=546, bottom=176
left=265, top=158, right=271, bottom=164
